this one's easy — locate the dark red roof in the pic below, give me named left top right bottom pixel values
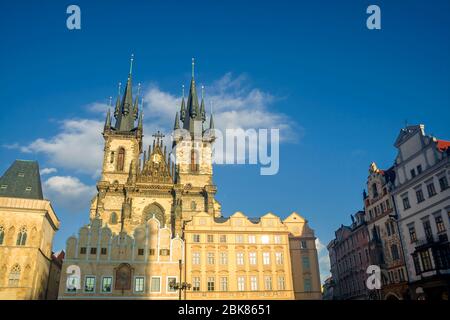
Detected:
left=437, top=139, right=450, bottom=152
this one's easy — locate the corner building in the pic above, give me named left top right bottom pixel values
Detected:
left=58, top=60, right=321, bottom=300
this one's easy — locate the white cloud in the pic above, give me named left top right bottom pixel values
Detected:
left=43, top=175, right=96, bottom=212
left=316, top=238, right=331, bottom=284
left=86, top=102, right=110, bottom=113
left=40, top=167, right=57, bottom=175
left=20, top=119, right=104, bottom=177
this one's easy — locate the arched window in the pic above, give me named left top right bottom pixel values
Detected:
left=16, top=226, right=27, bottom=246
left=117, top=148, right=125, bottom=172
left=8, top=264, right=21, bottom=287
left=110, top=212, right=118, bottom=225
left=0, top=226, right=4, bottom=245
left=191, top=149, right=198, bottom=172
left=372, top=183, right=378, bottom=198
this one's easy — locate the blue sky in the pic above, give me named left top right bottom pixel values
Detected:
left=1, top=0, right=449, bottom=282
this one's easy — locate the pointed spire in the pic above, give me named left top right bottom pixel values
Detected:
left=133, top=82, right=141, bottom=120
left=105, top=108, right=111, bottom=129
left=114, top=82, right=121, bottom=119
left=180, top=85, right=186, bottom=122
left=138, top=111, right=143, bottom=131
left=192, top=57, right=195, bottom=78
left=174, top=111, right=180, bottom=130
left=200, top=85, right=206, bottom=122
left=209, top=113, right=214, bottom=130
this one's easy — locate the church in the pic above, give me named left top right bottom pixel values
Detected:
left=57, top=58, right=321, bottom=300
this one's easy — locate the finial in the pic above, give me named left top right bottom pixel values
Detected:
left=141, top=97, right=144, bottom=110
left=201, top=85, right=205, bottom=99
left=129, top=53, right=134, bottom=75
left=192, top=57, right=195, bottom=78
left=210, top=100, right=213, bottom=114
left=137, top=82, right=141, bottom=96
left=182, top=84, right=185, bottom=98
left=109, top=96, right=112, bottom=107
left=118, top=82, right=122, bottom=95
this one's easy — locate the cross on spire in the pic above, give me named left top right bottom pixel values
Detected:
left=152, top=131, right=165, bottom=144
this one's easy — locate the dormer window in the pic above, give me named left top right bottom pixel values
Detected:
left=25, top=187, right=32, bottom=191
left=1, top=185, right=7, bottom=189
left=18, top=173, right=24, bottom=177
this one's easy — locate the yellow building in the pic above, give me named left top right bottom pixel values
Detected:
left=0, top=160, right=61, bottom=300
left=58, top=59, right=321, bottom=300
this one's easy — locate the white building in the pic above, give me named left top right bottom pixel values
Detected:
left=392, top=125, right=450, bottom=300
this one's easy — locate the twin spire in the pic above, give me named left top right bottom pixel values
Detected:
left=106, top=54, right=142, bottom=133
left=176, top=58, right=214, bottom=136
left=105, top=56, right=214, bottom=137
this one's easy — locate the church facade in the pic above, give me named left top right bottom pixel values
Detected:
left=58, top=59, right=321, bottom=300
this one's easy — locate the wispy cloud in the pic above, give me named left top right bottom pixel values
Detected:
left=316, top=238, right=331, bottom=284
left=40, top=167, right=57, bottom=175
left=43, top=175, right=96, bottom=212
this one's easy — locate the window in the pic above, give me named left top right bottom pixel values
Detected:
left=417, top=165, right=422, bottom=174
left=207, top=252, right=215, bottom=265
left=237, top=276, right=245, bottom=291
left=412, top=254, right=421, bottom=275
left=16, top=227, right=27, bottom=246
left=301, top=240, right=307, bottom=249
left=420, top=250, right=433, bottom=271
left=80, top=247, right=87, bottom=254
left=372, top=183, right=378, bottom=198
left=263, top=252, right=270, bottom=265
left=220, top=277, right=228, bottom=291
left=236, top=235, right=244, bottom=243
left=439, top=176, right=449, bottom=191
left=249, top=252, right=257, bottom=265
left=219, top=235, right=227, bottom=243
left=101, top=248, right=107, bottom=255
left=160, top=249, right=170, bottom=256
left=250, top=276, right=258, bottom=291
left=8, top=265, right=20, bottom=287
left=416, top=189, right=425, bottom=203
left=138, top=248, right=144, bottom=256
left=90, top=247, right=97, bottom=255
left=134, top=277, right=145, bottom=293
left=264, top=276, right=272, bottom=290
left=84, top=276, right=96, bottom=293
left=220, top=252, right=228, bottom=265
left=0, top=226, right=4, bottom=245
left=261, top=235, right=270, bottom=244
left=192, top=234, right=200, bottom=243
left=410, top=169, right=416, bottom=178
left=275, top=252, right=283, bottom=264
left=423, top=219, right=433, bottom=240
left=427, top=183, right=437, bottom=197
left=149, top=249, right=155, bottom=256
left=409, top=225, right=417, bottom=243
left=117, top=148, right=125, bottom=172
left=167, top=277, right=177, bottom=292
left=110, top=212, right=118, bottom=224
left=1, top=185, right=7, bottom=189
left=248, top=235, right=256, bottom=244
left=192, top=252, right=200, bottom=265
left=277, top=276, right=285, bottom=290
left=101, top=277, right=112, bottom=293
left=236, top=252, right=244, bottom=265
left=150, top=277, right=161, bottom=292
left=304, top=278, right=312, bottom=292
left=25, top=187, right=32, bottom=191
left=274, top=235, right=282, bottom=244
left=191, top=149, right=199, bottom=172
left=207, top=234, right=214, bottom=243
left=402, top=196, right=411, bottom=210
left=207, top=277, right=215, bottom=291
left=302, top=256, right=311, bottom=270
left=192, top=277, right=200, bottom=291
left=391, top=244, right=400, bottom=261
left=434, top=215, right=446, bottom=234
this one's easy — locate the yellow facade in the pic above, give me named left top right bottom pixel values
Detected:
left=0, top=197, right=60, bottom=300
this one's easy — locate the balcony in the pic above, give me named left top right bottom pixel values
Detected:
left=415, top=233, right=448, bottom=250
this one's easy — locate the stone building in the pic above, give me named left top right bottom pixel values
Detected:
left=327, top=211, right=370, bottom=300
left=0, top=160, right=61, bottom=299
left=58, top=58, right=321, bottom=300
left=363, top=162, right=409, bottom=300
left=391, top=125, right=450, bottom=300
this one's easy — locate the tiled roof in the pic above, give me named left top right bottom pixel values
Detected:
left=0, top=160, right=43, bottom=200
left=437, top=139, right=450, bottom=152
